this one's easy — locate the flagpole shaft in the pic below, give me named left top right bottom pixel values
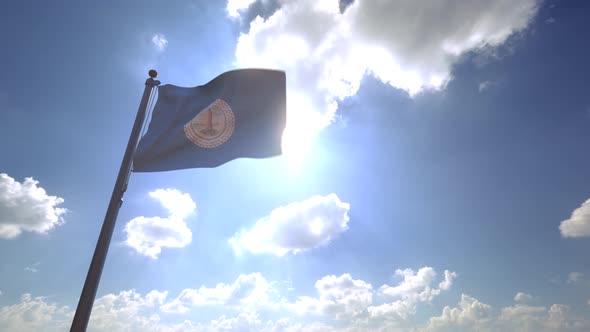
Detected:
left=70, top=72, right=160, bottom=332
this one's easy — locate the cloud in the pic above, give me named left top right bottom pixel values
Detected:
left=559, top=198, right=590, bottom=237
left=89, top=286, right=325, bottom=332
left=162, top=273, right=274, bottom=314
left=0, top=173, right=66, bottom=239
left=285, top=266, right=456, bottom=324
left=151, top=33, right=168, bottom=51
left=500, top=304, right=546, bottom=321
left=233, top=0, right=540, bottom=148
left=478, top=80, right=493, bottom=92
left=427, top=295, right=590, bottom=332
left=514, top=292, right=533, bottom=303
left=368, top=267, right=457, bottom=321
left=0, top=294, right=70, bottom=332
left=288, top=273, right=373, bottom=320
left=149, top=188, right=196, bottom=219
left=87, top=289, right=169, bottom=331
left=162, top=266, right=455, bottom=324
left=226, top=0, right=258, bottom=18
left=2, top=270, right=590, bottom=331
left=427, top=294, right=493, bottom=331
left=24, top=262, right=41, bottom=273
left=124, top=189, right=195, bottom=259
left=229, top=193, right=350, bottom=256
left=567, top=272, right=583, bottom=284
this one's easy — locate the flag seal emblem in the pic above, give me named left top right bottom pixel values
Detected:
left=183, top=99, right=235, bottom=148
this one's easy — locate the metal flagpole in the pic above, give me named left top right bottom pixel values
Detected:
left=70, top=70, right=160, bottom=332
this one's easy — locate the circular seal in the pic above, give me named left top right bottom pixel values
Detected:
left=183, top=99, right=235, bottom=148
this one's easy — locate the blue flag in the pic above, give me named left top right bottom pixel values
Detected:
left=133, top=69, right=286, bottom=172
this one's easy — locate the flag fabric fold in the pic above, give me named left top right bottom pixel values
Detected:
left=133, top=69, right=286, bottom=172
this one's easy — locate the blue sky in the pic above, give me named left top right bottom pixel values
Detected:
left=1, top=0, right=590, bottom=331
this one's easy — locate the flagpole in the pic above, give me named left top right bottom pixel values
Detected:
left=70, top=70, right=160, bottom=332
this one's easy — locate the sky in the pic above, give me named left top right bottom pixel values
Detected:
left=1, top=0, right=590, bottom=331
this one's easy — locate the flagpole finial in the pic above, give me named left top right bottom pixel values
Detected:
left=149, top=69, right=158, bottom=78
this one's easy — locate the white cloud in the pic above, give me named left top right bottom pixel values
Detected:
left=149, top=189, right=196, bottom=219
left=438, top=270, right=457, bottom=291
left=3, top=269, right=590, bottom=332
left=151, top=33, right=168, bottom=51
left=500, top=304, right=546, bottom=321
left=0, top=173, right=66, bottom=239
left=368, top=267, right=457, bottom=320
left=289, top=273, right=373, bottom=320
left=162, top=273, right=274, bottom=314
left=0, top=294, right=70, bottom=332
left=233, top=0, right=540, bottom=152
left=124, top=189, right=195, bottom=259
left=560, top=198, right=590, bottom=237
left=427, top=294, right=493, bottom=331
left=87, top=289, right=169, bottom=332
left=427, top=295, right=590, bottom=332
left=227, top=0, right=258, bottom=18
left=283, top=267, right=457, bottom=325
left=478, top=80, right=493, bottom=92
left=229, top=193, right=350, bottom=256
left=567, top=272, right=583, bottom=284
left=24, top=262, right=40, bottom=273
left=284, top=267, right=456, bottom=326
left=124, top=217, right=192, bottom=259
left=514, top=292, right=533, bottom=303
left=208, top=313, right=261, bottom=331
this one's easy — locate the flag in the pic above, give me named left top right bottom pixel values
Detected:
left=133, top=69, right=286, bottom=172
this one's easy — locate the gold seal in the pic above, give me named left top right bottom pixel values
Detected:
left=184, top=99, right=235, bottom=148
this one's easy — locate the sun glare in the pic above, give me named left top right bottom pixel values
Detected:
left=281, top=93, right=326, bottom=165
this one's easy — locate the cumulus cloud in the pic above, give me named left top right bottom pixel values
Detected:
left=233, top=0, right=540, bottom=150
left=559, top=198, right=590, bottom=237
left=149, top=188, right=196, bottom=219
left=0, top=173, right=66, bottom=239
left=286, top=266, right=456, bottom=324
left=161, top=273, right=274, bottom=314
left=427, top=294, right=493, bottom=331
left=2, top=269, right=590, bottom=331
left=289, top=273, right=373, bottom=320
left=226, top=0, right=258, bottom=18
left=514, top=292, right=533, bottom=303
left=0, top=291, right=273, bottom=332
left=368, top=267, right=457, bottom=320
left=500, top=304, right=546, bottom=321
left=124, top=189, right=195, bottom=259
left=87, top=289, right=169, bottom=331
left=0, top=294, right=70, bottom=332
left=427, top=295, right=590, bottom=332
left=229, top=193, right=350, bottom=256
left=151, top=33, right=168, bottom=51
